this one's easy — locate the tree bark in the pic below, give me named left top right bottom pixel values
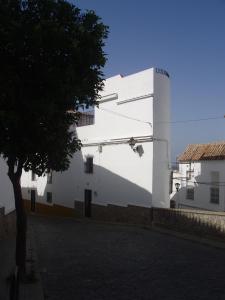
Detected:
left=8, top=159, right=27, bottom=278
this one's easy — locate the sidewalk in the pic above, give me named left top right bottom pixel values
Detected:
left=19, top=224, right=44, bottom=300
left=0, top=237, right=16, bottom=300
left=0, top=225, right=44, bottom=300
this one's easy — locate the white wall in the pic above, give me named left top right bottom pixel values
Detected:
left=152, top=70, right=170, bottom=208
left=21, top=144, right=153, bottom=209
left=0, top=158, right=15, bottom=214
left=78, top=69, right=154, bottom=142
left=21, top=67, right=170, bottom=210
left=175, top=161, right=225, bottom=211
left=21, top=170, right=51, bottom=206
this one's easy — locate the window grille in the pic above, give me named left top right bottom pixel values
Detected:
left=210, top=172, right=220, bottom=204
left=77, top=113, right=94, bottom=127
left=210, top=187, right=219, bottom=204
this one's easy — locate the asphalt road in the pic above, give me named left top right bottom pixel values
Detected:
left=31, top=215, right=225, bottom=300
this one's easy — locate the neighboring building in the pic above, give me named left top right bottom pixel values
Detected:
left=0, top=158, right=15, bottom=214
left=172, top=142, right=225, bottom=211
left=21, top=67, right=171, bottom=219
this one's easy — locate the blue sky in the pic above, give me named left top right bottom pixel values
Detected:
left=72, top=0, right=225, bottom=161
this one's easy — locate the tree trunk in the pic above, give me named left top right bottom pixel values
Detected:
left=8, top=172, right=27, bottom=278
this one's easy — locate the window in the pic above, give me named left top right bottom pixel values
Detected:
left=46, top=192, right=52, bottom=203
left=77, top=113, right=94, bottom=127
left=31, top=171, right=36, bottom=181
left=47, top=172, right=52, bottom=184
left=210, top=187, right=219, bottom=204
left=186, top=188, right=194, bottom=200
left=210, top=172, right=219, bottom=204
left=84, top=156, right=93, bottom=174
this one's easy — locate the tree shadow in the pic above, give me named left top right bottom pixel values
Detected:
left=21, top=138, right=155, bottom=226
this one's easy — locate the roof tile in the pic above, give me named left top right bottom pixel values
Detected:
left=178, top=141, right=225, bottom=162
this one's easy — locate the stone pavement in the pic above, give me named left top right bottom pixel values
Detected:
left=31, top=215, right=225, bottom=300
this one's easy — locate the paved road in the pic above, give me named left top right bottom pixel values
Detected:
left=31, top=215, right=225, bottom=300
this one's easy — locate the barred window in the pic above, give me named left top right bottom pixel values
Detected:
left=210, top=187, right=219, bottom=204
left=84, top=156, right=93, bottom=174
left=210, top=172, right=219, bottom=204
left=186, top=188, right=194, bottom=200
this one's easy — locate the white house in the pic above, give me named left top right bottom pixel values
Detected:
left=0, top=158, right=15, bottom=214
left=21, top=67, right=171, bottom=220
left=171, top=142, right=225, bottom=211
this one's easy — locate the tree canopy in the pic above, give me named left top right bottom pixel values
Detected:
left=0, top=0, right=108, bottom=175
left=0, top=0, right=108, bottom=276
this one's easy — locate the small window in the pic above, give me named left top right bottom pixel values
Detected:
left=186, top=188, right=194, bottom=200
left=84, top=156, right=93, bottom=174
left=31, top=171, right=36, bottom=181
left=210, top=187, right=219, bottom=204
left=47, top=172, right=53, bottom=184
left=47, top=192, right=52, bottom=203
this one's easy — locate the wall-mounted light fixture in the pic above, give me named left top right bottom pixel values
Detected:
left=134, top=145, right=144, bottom=157
left=128, top=138, right=144, bottom=156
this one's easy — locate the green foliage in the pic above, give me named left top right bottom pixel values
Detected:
left=0, top=0, right=108, bottom=175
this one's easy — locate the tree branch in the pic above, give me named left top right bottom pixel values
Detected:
left=15, top=158, right=25, bottom=178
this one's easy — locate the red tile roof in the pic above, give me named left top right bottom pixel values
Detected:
left=178, top=142, right=225, bottom=162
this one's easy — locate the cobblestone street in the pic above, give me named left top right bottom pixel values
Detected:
left=31, top=215, right=225, bottom=300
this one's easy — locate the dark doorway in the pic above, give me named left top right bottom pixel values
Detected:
left=84, top=189, right=92, bottom=217
left=30, top=189, right=36, bottom=212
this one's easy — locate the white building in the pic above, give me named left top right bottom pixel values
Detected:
left=172, top=142, right=225, bottom=211
left=0, top=158, right=15, bottom=214
left=21, top=67, right=171, bottom=220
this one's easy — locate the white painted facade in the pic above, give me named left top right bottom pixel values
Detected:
left=171, top=161, right=225, bottom=211
left=0, top=158, right=15, bottom=214
left=21, top=68, right=171, bottom=211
